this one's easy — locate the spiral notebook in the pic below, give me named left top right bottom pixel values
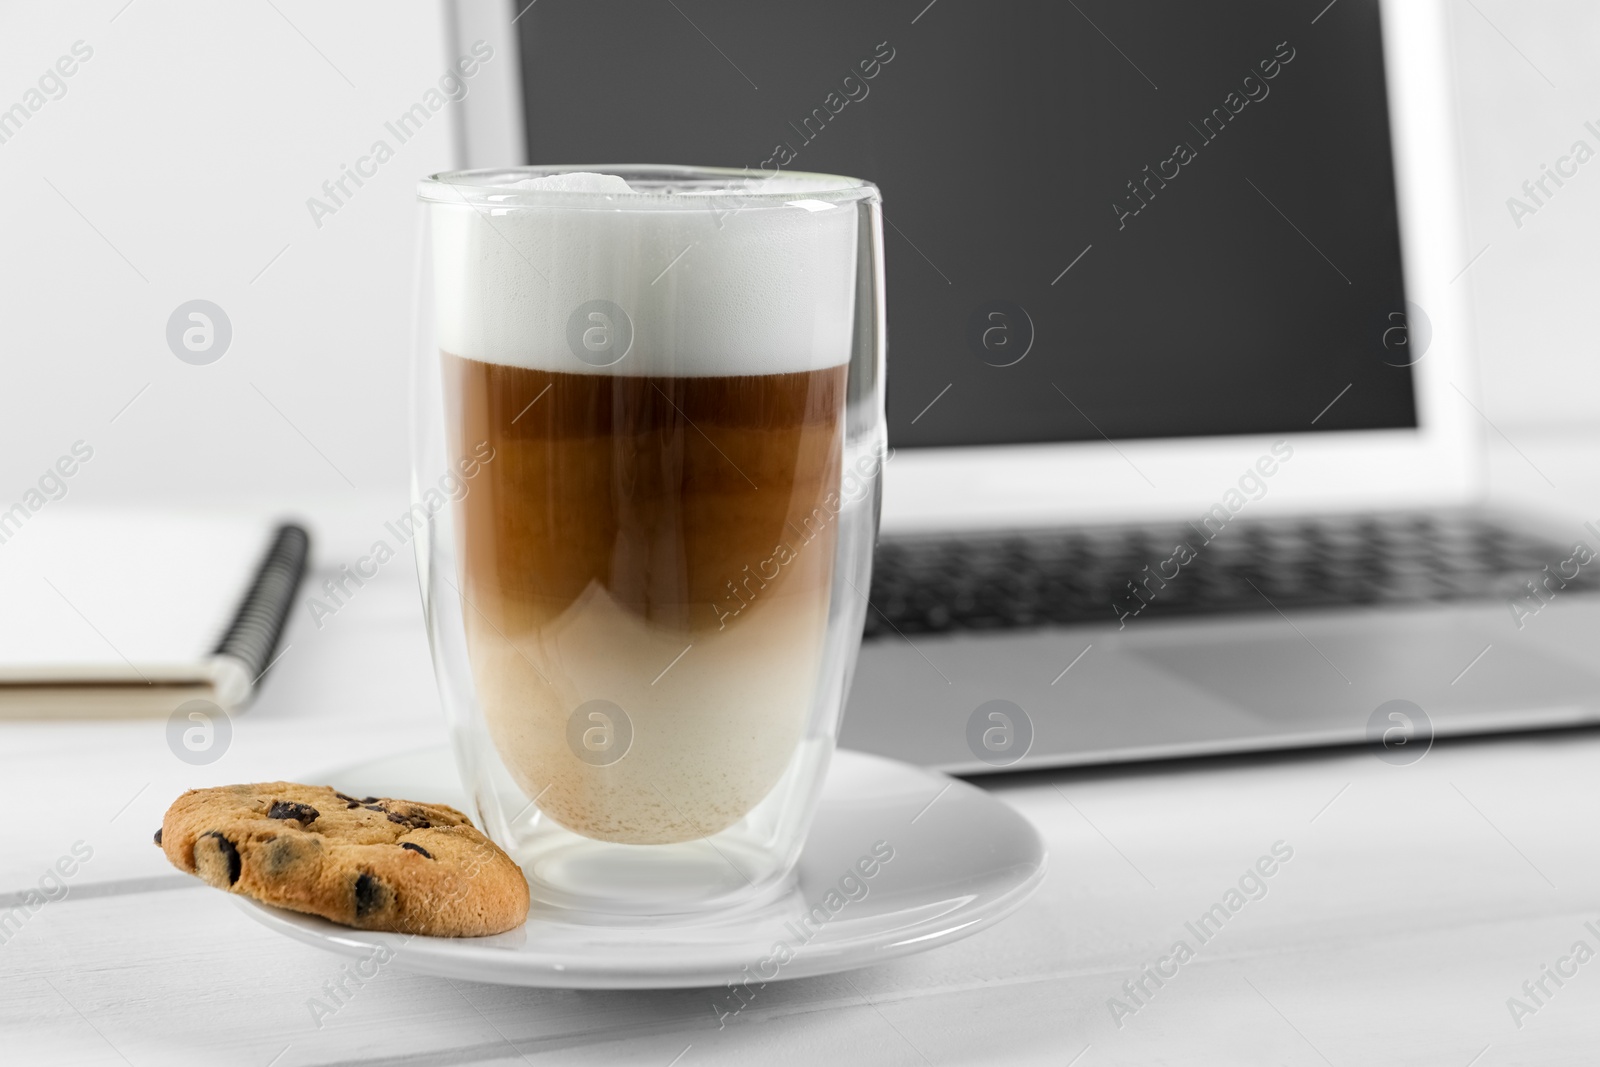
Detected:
left=0, top=513, right=310, bottom=718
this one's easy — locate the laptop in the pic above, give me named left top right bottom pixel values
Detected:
left=450, top=0, right=1600, bottom=773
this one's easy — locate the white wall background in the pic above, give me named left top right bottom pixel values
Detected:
left=0, top=0, right=1595, bottom=557
left=0, top=1, right=464, bottom=559
left=1452, top=0, right=1600, bottom=433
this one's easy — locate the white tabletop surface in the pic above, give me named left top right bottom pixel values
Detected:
left=8, top=430, right=1600, bottom=1066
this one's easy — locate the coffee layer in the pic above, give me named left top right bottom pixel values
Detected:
left=446, top=356, right=845, bottom=844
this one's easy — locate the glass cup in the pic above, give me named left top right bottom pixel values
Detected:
left=410, top=165, right=886, bottom=920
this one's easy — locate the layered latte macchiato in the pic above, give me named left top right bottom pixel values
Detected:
left=432, top=173, right=858, bottom=845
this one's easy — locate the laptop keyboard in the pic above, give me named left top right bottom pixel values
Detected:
left=862, top=513, right=1598, bottom=640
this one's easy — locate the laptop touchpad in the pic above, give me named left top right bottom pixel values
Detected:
left=1130, top=613, right=1600, bottom=724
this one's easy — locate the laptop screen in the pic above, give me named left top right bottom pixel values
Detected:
left=517, top=0, right=1415, bottom=448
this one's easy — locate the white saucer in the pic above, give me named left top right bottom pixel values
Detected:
left=236, top=745, right=1045, bottom=989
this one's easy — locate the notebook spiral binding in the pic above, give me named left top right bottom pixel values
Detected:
left=210, top=523, right=311, bottom=689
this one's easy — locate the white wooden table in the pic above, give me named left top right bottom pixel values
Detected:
left=6, top=562, right=1600, bottom=1067
left=8, top=421, right=1600, bottom=1066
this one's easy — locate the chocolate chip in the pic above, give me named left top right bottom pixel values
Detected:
left=268, top=801, right=320, bottom=825
left=353, top=872, right=391, bottom=918
left=153, top=828, right=163, bottom=846
left=334, top=791, right=357, bottom=803
left=201, top=831, right=241, bottom=885
left=386, top=810, right=432, bottom=830
left=399, top=842, right=432, bottom=859
left=363, top=804, right=385, bottom=812
left=361, top=797, right=379, bottom=804
left=346, top=801, right=361, bottom=809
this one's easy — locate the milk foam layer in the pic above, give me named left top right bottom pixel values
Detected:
left=507, top=171, right=635, bottom=195
left=431, top=173, right=860, bottom=377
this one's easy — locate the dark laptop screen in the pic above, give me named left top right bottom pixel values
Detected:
left=517, top=0, right=1416, bottom=447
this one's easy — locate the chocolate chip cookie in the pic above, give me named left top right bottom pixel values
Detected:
left=159, top=782, right=529, bottom=937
